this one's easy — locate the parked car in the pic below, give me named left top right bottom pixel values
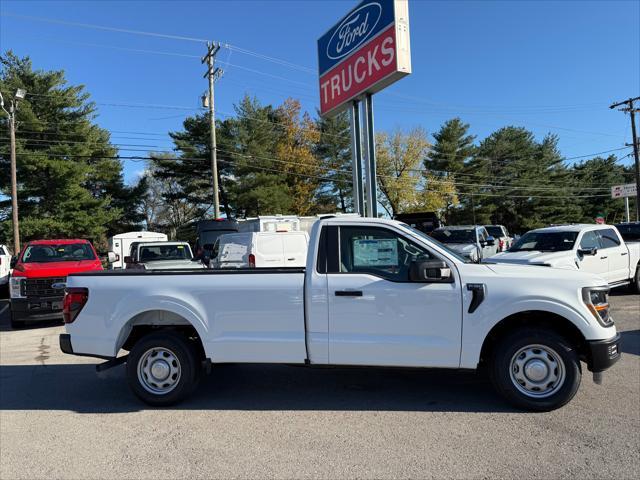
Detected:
left=9, top=239, right=103, bottom=328
left=108, top=231, right=168, bottom=269
left=60, top=216, right=620, bottom=411
left=211, top=231, right=309, bottom=268
left=122, top=242, right=205, bottom=270
left=394, top=212, right=441, bottom=234
left=430, top=226, right=497, bottom=262
left=490, top=224, right=640, bottom=292
left=484, top=225, right=513, bottom=252
left=0, top=244, right=11, bottom=286
left=615, top=222, right=640, bottom=243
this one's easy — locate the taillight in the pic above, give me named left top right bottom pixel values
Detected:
left=248, top=253, right=256, bottom=268
left=499, top=239, right=504, bottom=250
left=63, top=288, right=88, bottom=324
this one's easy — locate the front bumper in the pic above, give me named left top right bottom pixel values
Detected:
left=586, top=334, right=621, bottom=372
left=11, top=296, right=64, bottom=322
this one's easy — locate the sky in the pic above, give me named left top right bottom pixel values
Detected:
left=1, top=0, right=639, bottom=184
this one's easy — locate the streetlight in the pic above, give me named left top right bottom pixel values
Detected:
left=0, top=88, right=26, bottom=252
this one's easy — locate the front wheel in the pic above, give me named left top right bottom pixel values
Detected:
left=126, top=332, right=201, bottom=406
left=489, top=328, right=581, bottom=411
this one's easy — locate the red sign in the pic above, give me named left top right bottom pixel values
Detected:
left=320, top=25, right=398, bottom=115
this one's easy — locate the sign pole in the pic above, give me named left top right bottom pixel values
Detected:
left=349, top=101, right=365, bottom=216
left=625, top=197, right=630, bottom=223
left=362, top=94, right=378, bottom=218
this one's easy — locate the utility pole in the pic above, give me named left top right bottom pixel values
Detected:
left=610, top=96, right=640, bottom=220
left=0, top=88, right=26, bottom=252
left=202, top=42, right=223, bottom=218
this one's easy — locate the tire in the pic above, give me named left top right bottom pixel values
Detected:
left=126, top=332, right=201, bottom=406
left=488, top=327, right=581, bottom=412
left=628, top=265, right=640, bottom=294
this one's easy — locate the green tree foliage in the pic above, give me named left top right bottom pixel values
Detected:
left=314, top=111, right=352, bottom=212
left=0, top=51, right=145, bottom=248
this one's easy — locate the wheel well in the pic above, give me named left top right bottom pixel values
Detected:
left=119, top=310, right=206, bottom=360
left=479, top=311, right=587, bottom=366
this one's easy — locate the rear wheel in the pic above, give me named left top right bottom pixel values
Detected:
left=126, top=332, right=201, bottom=406
left=489, top=327, right=581, bottom=411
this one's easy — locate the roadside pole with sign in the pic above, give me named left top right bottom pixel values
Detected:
left=317, top=0, right=411, bottom=217
left=611, top=183, right=638, bottom=222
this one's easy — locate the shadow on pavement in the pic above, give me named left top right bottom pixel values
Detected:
left=0, top=361, right=517, bottom=414
left=620, top=329, right=640, bottom=356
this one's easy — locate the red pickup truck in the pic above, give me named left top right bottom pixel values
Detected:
left=9, top=239, right=103, bottom=328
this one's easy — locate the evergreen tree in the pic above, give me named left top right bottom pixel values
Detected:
left=0, top=51, right=145, bottom=247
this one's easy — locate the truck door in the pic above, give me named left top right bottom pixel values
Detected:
left=598, top=228, right=628, bottom=283
left=326, top=225, right=463, bottom=368
left=577, top=230, right=609, bottom=280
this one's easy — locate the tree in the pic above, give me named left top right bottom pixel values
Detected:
left=573, top=155, right=629, bottom=223
left=376, top=128, right=435, bottom=217
left=425, top=118, right=474, bottom=222
left=0, top=51, right=145, bottom=248
left=314, top=111, right=352, bottom=212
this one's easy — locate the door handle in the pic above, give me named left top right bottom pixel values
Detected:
left=600, top=256, right=608, bottom=260
left=287, top=258, right=295, bottom=261
left=621, top=252, right=628, bottom=256
left=335, top=290, right=363, bottom=297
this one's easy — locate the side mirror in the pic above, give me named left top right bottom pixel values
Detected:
left=578, top=247, right=597, bottom=256
left=107, top=251, right=119, bottom=263
left=203, top=255, right=211, bottom=267
left=409, top=260, right=453, bottom=283
left=10, top=256, right=17, bottom=268
left=486, top=236, right=495, bottom=246
left=123, top=256, right=134, bottom=264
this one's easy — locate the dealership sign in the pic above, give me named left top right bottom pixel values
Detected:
left=318, top=0, right=411, bottom=117
left=611, top=183, right=637, bottom=198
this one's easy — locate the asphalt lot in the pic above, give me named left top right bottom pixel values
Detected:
left=0, top=289, right=638, bottom=479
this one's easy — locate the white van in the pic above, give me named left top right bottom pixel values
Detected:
left=108, top=231, right=168, bottom=269
left=211, top=231, right=309, bottom=269
left=237, top=215, right=301, bottom=233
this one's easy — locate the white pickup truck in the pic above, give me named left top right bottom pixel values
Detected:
left=60, top=217, right=621, bottom=411
left=490, top=224, right=640, bottom=292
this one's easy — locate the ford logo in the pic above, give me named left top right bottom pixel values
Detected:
left=52, top=283, right=66, bottom=290
left=326, top=2, right=382, bottom=61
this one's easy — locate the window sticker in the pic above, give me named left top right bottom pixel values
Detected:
left=353, top=238, right=398, bottom=267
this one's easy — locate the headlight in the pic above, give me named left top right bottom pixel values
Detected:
left=582, top=286, right=612, bottom=327
left=9, top=277, right=25, bottom=298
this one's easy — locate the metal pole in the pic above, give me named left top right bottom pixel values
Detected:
left=9, top=108, right=20, bottom=252
left=629, top=104, right=640, bottom=221
left=361, top=94, right=378, bottom=218
left=624, top=197, right=630, bottom=223
left=349, top=101, right=364, bottom=216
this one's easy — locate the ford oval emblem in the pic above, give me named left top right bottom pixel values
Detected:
left=326, top=2, right=382, bottom=61
left=52, top=283, right=66, bottom=290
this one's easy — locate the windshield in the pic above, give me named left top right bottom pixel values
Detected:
left=485, top=226, right=503, bottom=237
left=22, top=243, right=96, bottom=263
left=431, top=229, right=476, bottom=244
left=139, top=244, right=192, bottom=261
left=509, top=231, right=578, bottom=252
left=399, top=224, right=471, bottom=263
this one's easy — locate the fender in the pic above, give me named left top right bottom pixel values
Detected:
left=111, top=294, right=209, bottom=356
left=460, top=296, right=595, bottom=369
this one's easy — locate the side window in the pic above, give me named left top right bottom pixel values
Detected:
left=598, top=229, right=621, bottom=248
left=580, top=231, right=601, bottom=250
left=478, top=229, right=487, bottom=242
left=211, top=240, right=220, bottom=259
left=338, top=226, right=432, bottom=282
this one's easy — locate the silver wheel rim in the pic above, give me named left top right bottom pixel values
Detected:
left=137, top=347, right=181, bottom=395
left=509, top=344, right=566, bottom=398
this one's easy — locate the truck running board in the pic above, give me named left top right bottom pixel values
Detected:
left=96, top=355, right=128, bottom=372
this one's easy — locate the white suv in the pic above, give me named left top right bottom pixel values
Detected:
left=0, top=244, right=11, bottom=285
